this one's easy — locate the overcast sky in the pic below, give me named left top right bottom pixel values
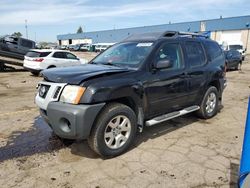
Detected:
left=0, top=0, right=249, bottom=42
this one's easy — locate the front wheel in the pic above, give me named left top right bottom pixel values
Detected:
left=88, top=103, right=137, bottom=157
left=196, top=86, right=219, bottom=119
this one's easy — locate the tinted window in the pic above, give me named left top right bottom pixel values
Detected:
left=26, top=51, right=51, bottom=57
left=232, top=50, right=240, bottom=56
left=53, top=52, right=65, bottom=58
left=205, top=41, right=222, bottom=61
left=5, top=36, right=18, bottom=45
left=229, top=45, right=243, bottom=50
left=185, top=42, right=206, bottom=67
left=156, top=43, right=184, bottom=70
left=65, top=52, right=77, bottom=59
left=21, top=39, right=33, bottom=48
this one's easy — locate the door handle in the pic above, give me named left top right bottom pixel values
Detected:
left=180, top=72, right=189, bottom=78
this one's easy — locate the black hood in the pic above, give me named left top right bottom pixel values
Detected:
left=41, top=64, right=131, bottom=84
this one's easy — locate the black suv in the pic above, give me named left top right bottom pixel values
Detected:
left=35, top=31, right=227, bottom=157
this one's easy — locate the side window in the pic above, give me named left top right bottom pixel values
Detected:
left=53, top=52, right=65, bottom=58
left=205, top=41, right=222, bottom=61
left=65, top=52, right=77, bottom=59
left=21, top=40, right=33, bottom=48
left=155, top=43, right=184, bottom=70
left=185, top=42, right=206, bottom=67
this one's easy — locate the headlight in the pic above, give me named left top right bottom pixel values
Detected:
left=60, top=85, right=86, bottom=104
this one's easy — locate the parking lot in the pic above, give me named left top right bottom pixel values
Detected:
left=0, top=53, right=249, bottom=188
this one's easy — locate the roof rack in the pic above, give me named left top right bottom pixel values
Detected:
left=161, top=31, right=209, bottom=39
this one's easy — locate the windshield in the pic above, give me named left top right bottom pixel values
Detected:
left=26, top=51, right=51, bottom=57
left=92, top=42, right=154, bottom=68
left=229, top=45, right=243, bottom=50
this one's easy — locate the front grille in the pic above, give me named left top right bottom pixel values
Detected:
left=53, top=86, right=62, bottom=99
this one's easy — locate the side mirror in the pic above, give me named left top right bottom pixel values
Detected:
left=156, top=59, right=173, bottom=69
left=227, top=53, right=233, bottom=59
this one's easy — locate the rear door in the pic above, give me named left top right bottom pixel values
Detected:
left=184, top=41, right=208, bottom=105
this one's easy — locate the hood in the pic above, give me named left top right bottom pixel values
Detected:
left=41, top=64, right=131, bottom=85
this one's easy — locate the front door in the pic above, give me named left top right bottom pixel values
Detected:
left=145, top=42, right=189, bottom=118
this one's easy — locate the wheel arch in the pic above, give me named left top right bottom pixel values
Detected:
left=208, top=80, right=222, bottom=101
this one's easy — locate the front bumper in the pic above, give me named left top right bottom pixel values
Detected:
left=40, top=102, right=105, bottom=139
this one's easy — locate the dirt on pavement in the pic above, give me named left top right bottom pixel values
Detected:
left=0, top=52, right=249, bottom=188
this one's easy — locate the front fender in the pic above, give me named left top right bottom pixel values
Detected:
left=80, top=78, right=144, bottom=107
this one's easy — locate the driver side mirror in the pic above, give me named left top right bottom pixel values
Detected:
left=156, top=59, right=173, bottom=69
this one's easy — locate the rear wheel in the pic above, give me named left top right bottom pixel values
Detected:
left=31, top=71, right=39, bottom=76
left=48, top=65, right=56, bottom=69
left=196, top=86, right=219, bottom=119
left=88, top=103, right=137, bottom=157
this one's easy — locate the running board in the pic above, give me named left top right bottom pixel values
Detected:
left=145, top=105, right=200, bottom=126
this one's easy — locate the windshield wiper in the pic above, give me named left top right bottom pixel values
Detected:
left=101, top=62, right=120, bottom=67
left=91, top=62, right=120, bottom=67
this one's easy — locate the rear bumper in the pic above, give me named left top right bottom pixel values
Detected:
left=219, top=78, right=227, bottom=93
left=23, top=66, right=42, bottom=73
left=40, top=102, right=105, bottom=140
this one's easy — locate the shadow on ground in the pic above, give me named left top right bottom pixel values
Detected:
left=0, top=117, right=69, bottom=162
left=0, top=64, right=27, bottom=72
left=0, top=113, right=217, bottom=161
left=230, top=162, right=239, bottom=188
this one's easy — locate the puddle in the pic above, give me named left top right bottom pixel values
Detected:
left=0, top=117, right=72, bottom=162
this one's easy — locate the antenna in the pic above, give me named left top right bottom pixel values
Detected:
left=25, top=19, right=28, bottom=39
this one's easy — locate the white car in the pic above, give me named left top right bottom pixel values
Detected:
left=23, top=49, right=86, bottom=75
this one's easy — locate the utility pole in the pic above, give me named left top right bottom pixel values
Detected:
left=25, top=19, right=28, bottom=39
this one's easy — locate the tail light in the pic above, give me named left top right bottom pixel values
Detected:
left=34, top=58, right=44, bottom=62
left=223, top=63, right=227, bottom=77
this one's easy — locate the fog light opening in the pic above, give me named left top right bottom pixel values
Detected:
left=59, top=118, right=71, bottom=133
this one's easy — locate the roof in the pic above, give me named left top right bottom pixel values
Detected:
left=30, top=49, right=69, bottom=52
left=122, top=31, right=210, bottom=42
left=57, top=15, right=250, bottom=43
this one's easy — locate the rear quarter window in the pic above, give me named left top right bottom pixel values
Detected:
left=26, top=51, right=51, bottom=57
left=21, top=39, right=34, bottom=48
left=185, top=41, right=206, bottom=67
left=204, top=41, right=223, bottom=61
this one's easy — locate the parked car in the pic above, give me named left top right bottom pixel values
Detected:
left=224, top=49, right=242, bottom=70
left=68, top=44, right=76, bottom=51
left=72, top=43, right=88, bottom=51
left=80, top=44, right=91, bottom=51
left=23, top=49, right=84, bottom=75
left=94, top=43, right=115, bottom=52
left=35, top=31, right=226, bottom=157
left=59, top=45, right=67, bottom=50
left=219, top=41, right=246, bottom=60
left=0, top=35, right=36, bottom=55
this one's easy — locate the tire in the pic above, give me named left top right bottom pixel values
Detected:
left=31, top=71, right=39, bottom=76
left=88, top=103, right=137, bottom=157
left=48, top=65, right=56, bottom=69
left=235, top=62, right=240, bottom=70
left=196, top=86, right=219, bottom=119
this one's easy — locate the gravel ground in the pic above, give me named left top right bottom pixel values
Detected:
left=0, top=53, right=249, bottom=188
